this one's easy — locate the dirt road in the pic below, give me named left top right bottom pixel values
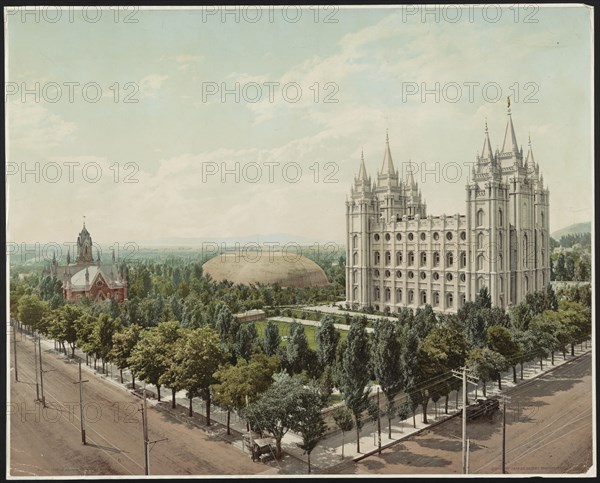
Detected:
left=341, top=351, right=593, bottom=475
left=8, top=333, right=266, bottom=477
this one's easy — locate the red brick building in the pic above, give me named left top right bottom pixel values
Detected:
left=49, top=222, right=128, bottom=303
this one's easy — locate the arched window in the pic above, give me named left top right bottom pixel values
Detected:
left=353, top=286, right=358, bottom=300
left=477, top=277, right=485, bottom=291
left=498, top=232, right=503, bottom=250
left=408, top=251, right=415, bottom=266
left=374, top=287, right=380, bottom=300
left=408, top=289, right=414, bottom=304
left=498, top=209, right=503, bottom=227
left=499, top=275, right=503, bottom=293
left=477, top=209, right=484, bottom=227
left=433, top=251, right=440, bottom=267
left=353, top=235, right=358, bottom=249
left=477, top=232, right=484, bottom=249
left=541, top=271, right=545, bottom=285
left=498, top=253, right=503, bottom=270
left=524, top=275, right=529, bottom=292
left=433, top=292, right=440, bottom=306
left=460, top=294, right=466, bottom=308
left=523, top=234, right=529, bottom=268
left=421, top=291, right=427, bottom=305
left=396, top=288, right=402, bottom=303
left=353, top=252, right=358, bottom=265
left=446, top=251, right=454, bottom=267
left=385, top=288, right=391, bottom=301
left=477, top=254, right=484, bottom=271
left=460, top=251, right=467, bottom=268
left=420, top=252, right=427, bottom=266
left=396, top=251, right=403, bottom=265
left=353, top=269, right=357, bottom=284
left=385, top=251, right=391, bottom=266
left=374, top=251, right=381, bottom=265
left=446, top=293, right=454, bottom=307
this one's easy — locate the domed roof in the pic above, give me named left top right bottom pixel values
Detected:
left=202, top=252, right=330, bottom=288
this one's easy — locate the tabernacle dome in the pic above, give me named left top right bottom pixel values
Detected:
left=202, top=251, right=330, bottom=288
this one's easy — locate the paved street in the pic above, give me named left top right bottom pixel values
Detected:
left=337, top=351, right=593, bottom=475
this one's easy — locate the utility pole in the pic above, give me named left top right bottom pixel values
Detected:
left=377, top=386, right=381, bottom=454
left=142, top=387, right=149, bottom=475
left=501, top=395, right=511, bottom=474
left=466, top=438, right=470, bottom=474
left=38, top=337, right=46, bottom=407
left=12, top=323, right=18, bottom=382
left=33, top=335, right=40, bottom=402
left=451, top=367, right=478, bottom=474
left=72, top=359, right=89, bottom=444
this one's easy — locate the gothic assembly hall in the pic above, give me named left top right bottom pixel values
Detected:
left=46, top=222, right=128, bottom=303
left=345, top=107, right=550, bottom=314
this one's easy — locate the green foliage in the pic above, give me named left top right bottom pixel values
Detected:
left=293, top=382, right=327, bottom=470
left=338, top=318, right=372, bottom=434
left=242, top=372, right=306, bottom=459
left=235, top=323, right=260, bottom=361
left=316, top=315, right=340, bottom=368
left=371, top=318, right=402, bottom=421
left=17, top=294, right=50, bottom=332
left=263, top=320, right=280, bottom=356
left=286, top=322, right=311, bottom=375
left=333, top=406, right=354, bottom=433
left=110, top=324, right=142, bottom=371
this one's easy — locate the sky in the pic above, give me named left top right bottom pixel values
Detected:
left=6, top=5, right=594, bottom=248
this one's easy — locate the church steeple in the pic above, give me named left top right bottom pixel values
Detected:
left=76, top=219, right=94, bottom=264
left=525, top=133, right=536, bottom=169
left=357, top=149, right=368, bottom=181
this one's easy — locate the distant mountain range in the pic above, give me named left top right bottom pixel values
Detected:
left=551, top=222, right=591, bottom=240
left=135, top=233, right=345, bottom=248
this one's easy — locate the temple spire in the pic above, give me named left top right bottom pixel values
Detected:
left=501, top=98, right=519, bottom=154
left=357, top=149, right=368, bottom=181
left=525, top=132, right=536, bottom=169
left=481, top=117, right=493, bottom=160
left=406, top=159, right=416, bottom=188
left=380, top=130, right=395, bottom=176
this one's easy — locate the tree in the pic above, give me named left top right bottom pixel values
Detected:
left=110, top=324, right=142, bottom=385
left=419, top=323, right=468, bottom=417
left=486, top=325, right=519, bottom=383
left=467, top=348, right=507, bottom=396
left=128, top=321, right=182, bottom=401
left=316, top=315, right=340, bottom=368
left=293, top=383, right=327, bottom=474
left=332, top=406, right=354, bottom=458
left=263, top=320, right=280, bottom=356
left=338, top=318, right=371, bottom=453
left=91, top=314, right=123, bottom=374
left=402, top=326, right=422, bottom=426
left=371, top=318, right=402, bottom=438
left=243, top=372, right=305, bottom=459
left=554, top=253, right=566, bottom=280
left=211, top=353, right=279, bottom=434
left=48, top=304, right=83, bottom=357
left=286, top=322, right=311, bottom=375
left=167, top=326, right=226, bottom=421
left=235, top=323, right=259, bottom=361
left=17, top=294, right=49, bottom=334
left=396, top=403, right=410, bottom=433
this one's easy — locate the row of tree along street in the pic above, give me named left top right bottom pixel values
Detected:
left=11, top=273, right=591, bottom=473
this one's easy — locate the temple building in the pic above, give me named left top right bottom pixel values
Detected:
left=47, top=222, right=128, bottom=303
left=345, top=106, right=550, bottom=313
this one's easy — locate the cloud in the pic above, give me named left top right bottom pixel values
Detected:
left=138, top=74, right=169, bottom=98
left=7, top=102, right=77, bottom=151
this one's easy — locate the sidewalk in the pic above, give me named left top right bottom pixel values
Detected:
left=22, top=327, right=592, bottom=474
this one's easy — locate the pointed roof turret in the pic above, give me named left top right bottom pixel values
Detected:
left=501, top=101, right=519, bottom=154
left=380, top=129, right=395, bottom=176
left=357, top=149, right=368, bottom=181
left=66, top=251, right=71, bottom=265
left=525, top=133, right=536, bottom=169
left=481, top=118, right=493, bottom=160
left=406, top=159, right=417, bottom=189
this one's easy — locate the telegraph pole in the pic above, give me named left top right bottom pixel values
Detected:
left=142, top=388, right=149, bottom=475
left=72, top=358, right=89, bottom=444
left=377, top=386, right=381, bottom=454
left=451, top=367, right=478, bottom=474
left=501, top=395, right=511, bottom=474
left=33, top=335, right=40, bottom=402
left=12, top=323, right=18, bottom=382
left=466, top=438, right=470, bottom=474
left=38, top=337, right=46, bottom=407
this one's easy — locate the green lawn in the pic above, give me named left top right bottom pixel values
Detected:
left=253, top=319, right=348, bottom=351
